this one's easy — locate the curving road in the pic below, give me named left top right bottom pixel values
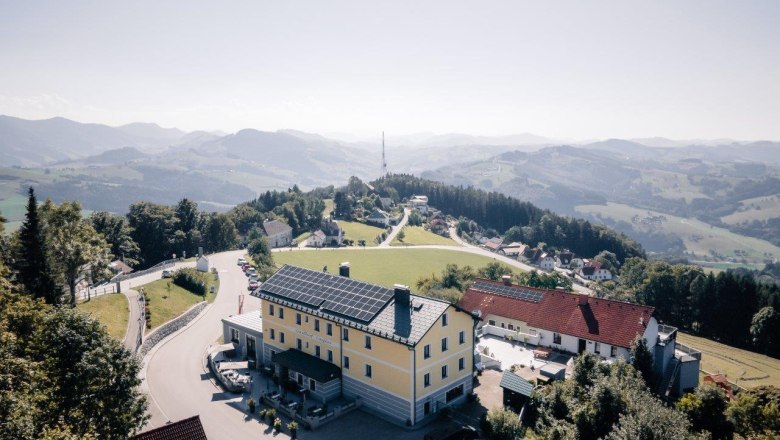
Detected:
left=378, top=208, right=410, bottom=247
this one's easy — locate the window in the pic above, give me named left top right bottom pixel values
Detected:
left=553, top=333, right=562, bottom=344
left=365, top=364, right=372, bottom=378
left=326, top=323, right=333, bottom=336
left=296, top=313, right=302, bottom=325
left=459, top=357, right=465, bottom=371
left=269, top=304, right=275, bottom=316
left=441, top=365, right=448, bottom=379
left=610, top=346, right=617, bottom=357
left=594, top=342, right=601, bottom=354
left=488, top=320, right=496, bottom=326
left=343, top=356, right=350, bottom=369
left=230, top=328, right=239, bottom=344
left=309, top=378, right=316, bottom=391
left=501, top=323, right=506, bottom=329
left=424, top=344, right=431, bottom=359
left=315, top=319, right=320, bottom=332
left=279, top=307, right=284, bottom=319
left=529, top=328, right=537, bottom=335
left=508, top=324, right=514, bottom=331
left=270, top=329, right=275, bottom=340
left=296, top=338, right=302, bottom=350
left=343, top=328, right=349, bottom=341
left=442, top=313, right=448, bottom=327
left=280, top=332, right=285, bottom=343
left=315, top=345, right=321, bottom=358
left=459, top=331, right=465, bottom=345
left=365, top=335, right=372, bottom=349
left=445, top=384, right=464, bottom=403
left=424, top=373, right=431, bottom=387
left=327, top=350, right=333, bottom=362
left=441, top=337, right=448, bottom=352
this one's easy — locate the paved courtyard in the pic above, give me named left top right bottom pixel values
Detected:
left=477, top=334, right=572, bottom=379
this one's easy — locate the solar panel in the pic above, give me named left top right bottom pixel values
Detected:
left=259, top=265, right=394, bottom=323
left=471, top=280, right=545, bottom=303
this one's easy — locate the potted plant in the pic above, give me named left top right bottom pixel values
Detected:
left=259, top=408, right=267, bottom=421
left=247, top=398, right=256, bottom=414
left=287, top=421, right=299, bottom=439
left=273, top=418, right=282, bottom=433
left=266, top=408, right=276, bottom=424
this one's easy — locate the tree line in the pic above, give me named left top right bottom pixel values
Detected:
left=371, top=174, right=645, bottom=263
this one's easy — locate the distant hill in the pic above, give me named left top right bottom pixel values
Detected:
left=116, top=122, right=186, bottom=141
left=0, top=115, right=188, bottom=166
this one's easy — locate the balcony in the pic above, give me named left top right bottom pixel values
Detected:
left=658, top=324, right=678, bottom=343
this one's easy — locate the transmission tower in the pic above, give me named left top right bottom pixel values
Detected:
left=381, top=131, right=388, bottom=176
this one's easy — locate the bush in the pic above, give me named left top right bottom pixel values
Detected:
left=287, top=421, right=298, bottom=438
left=172, top=268, right=207, bottom=295
left=273, top=418, right=282, bottom=432
left=247, top=398, right=256, bottom=414
left=266, top=408, right=276, bottom=423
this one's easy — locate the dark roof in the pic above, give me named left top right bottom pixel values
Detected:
left=263, top=219, right=292, bottom=237
left=368, top=208, right=389, bottom=219
left=581, top=266, right=596, bottom=276
left=253, top=265, right=457, bottom=346
left=321, top=219, right=341, bottom=236
left=558, top=252, right=573, bottom=265
left=134, top=416, right=207, bottom=440
left=500, top=371, right=533, bottom=397
left=460, top=278, right=655, bottom=348
left=272, top=349, right=341, bottom=383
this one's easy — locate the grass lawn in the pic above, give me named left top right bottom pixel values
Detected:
left=391, top=226, right=457, bottom=246
left=273, top=248, right=519, bottom=290
left=678, top=332, right=780, bottom=389
left=140, top=273, right=218, bottom=331
left=77, top=294, right=129, bottom=341
left=337, top=221, right=386, bottom=247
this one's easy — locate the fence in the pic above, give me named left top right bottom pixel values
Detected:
left=77, top=282, right=117, bottom=301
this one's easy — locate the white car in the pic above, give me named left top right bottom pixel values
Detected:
left=161, top=269, right=173, bottom=278
left=237, top=258, right=247, bottom=266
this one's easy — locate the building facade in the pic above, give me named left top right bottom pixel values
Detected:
left=252, top=264, right=477, bottom=426
left=221, top=311, right=264, bottom=368
left=263, top=219, right=293, bottom=248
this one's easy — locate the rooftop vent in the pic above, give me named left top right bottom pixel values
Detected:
left=394, top=284, right=411, bottom=308
left=501, top=275, right=512, bottom=286
left=339, top=262, right=350, bottom=278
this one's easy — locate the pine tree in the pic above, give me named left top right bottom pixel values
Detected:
left=15, top=187, right=59, bottom=304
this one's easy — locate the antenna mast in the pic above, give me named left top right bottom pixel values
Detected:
left=381, top=131, right=388, bottom=176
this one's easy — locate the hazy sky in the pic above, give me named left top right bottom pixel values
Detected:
left=1, top=1, right=779, bottom=140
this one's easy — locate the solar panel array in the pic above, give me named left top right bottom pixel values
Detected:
left=471, top=280, right=545, bottom=303
left=261, top=265, right=394, bottom=323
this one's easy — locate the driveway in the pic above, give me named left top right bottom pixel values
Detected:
left=379, top=208, right=410, bottom=247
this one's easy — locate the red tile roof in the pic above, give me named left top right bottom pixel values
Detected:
left=460, top=279, right=655, bottom=348
left=134, top=416, right=208, bottom=440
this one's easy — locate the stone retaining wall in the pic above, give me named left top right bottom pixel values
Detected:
left=139, top=301, right=208, bottom=359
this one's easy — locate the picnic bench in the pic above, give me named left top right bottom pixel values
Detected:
left=533, top=346, right=553, bottom=359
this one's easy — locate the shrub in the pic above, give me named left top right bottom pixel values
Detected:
left=172, top=268, right=207, bottom=295
left=247, top=398, right=256, bottom=414
left=259, top=409, right=267, bottom=420
left=287, top=421, right=298, bottom=438
left=266, top=408, right=276, bottom=423
left=273, top=418, right=282, bottom=432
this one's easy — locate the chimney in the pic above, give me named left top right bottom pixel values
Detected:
left=394, top=284, right=411, bottom=308
left=578, top=294, right=589, bottom=306
left=339, top=262, right=350, bottom=278
left=502, top=275, right=512, bottom=286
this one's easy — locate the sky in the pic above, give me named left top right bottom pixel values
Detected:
left=1, top=0, right=779, bottom=141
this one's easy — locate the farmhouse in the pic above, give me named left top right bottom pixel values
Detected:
left=459, top=276, right=700, bottom=398
left=499, top=243, right=526, bottom=258
left=578, top=260, right=613, bottom=281
left=306, top=230, right=327, bottom=248
left=263, top=219, right=293, bottom=248
left=251, top=264, right=478, bottom=426
left=408, top=195, right=429, bottom=214
left=537, top=252, right=556, bottom=271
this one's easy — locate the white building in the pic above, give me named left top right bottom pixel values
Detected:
left=408, top=195, right=429, bottom=214
left=196, top=255, right=210, bottom=272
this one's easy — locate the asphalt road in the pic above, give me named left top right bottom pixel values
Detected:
left=378, top=208, right=409, bottom=247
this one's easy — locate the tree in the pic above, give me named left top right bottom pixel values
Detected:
left=630, top=336, right=655, bottom=389
left=397, top=229, right=406, bottom=242
left=408, top=210, right=424, bottom=226
left=248, top=236, right=273, bottom=268
left=483, top=408, right=523, bottom=440
left=202, top=213, right=238, bottom=253
left=333, top=191, right=352, bottom=219
left=41, top=201, right=111, bottom=305
left=13, top=187, right=59, bottom=304
left=676, top=385, right=733, bottom=439
left=174, top=198, right=203, bottom=257
left=594, top=250, right=620, bottom=274
left=90, top=212, right=141, bottom=267
left=126, top=202, right=178, bottom=267
left=478, top=262, right=512, bottom=281
left=750, top=306, right=780, bottom=356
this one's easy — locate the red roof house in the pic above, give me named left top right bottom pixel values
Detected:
left=134, top=416, right=208, bottom=440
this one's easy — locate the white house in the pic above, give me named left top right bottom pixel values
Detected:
left=306, top=230, right=327, bottom=247
left=460, top=277, right=701, bottom=398
left=263, top=219, right=293, bottom=248
left=321, top=219, right=343, bottom=246
left=537, top=253, right=556, bottom=271
left=408, top=195, right=429, bottom=214
left=196, top=255, right=210, bottom=272
left=579, top=260, right=613, bottom=281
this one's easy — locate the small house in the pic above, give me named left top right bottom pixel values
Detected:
left=196, top=255, right=210, bottom=272
left=408, top=195, right=429, bottom=214
left=321, top=219, right=343, bottom=246
left=367, top=208, right=391, bottom=227
left=306, top=230, right=327, bottom=248
left=537, top=253, right=556, bottom=271
left=263, top=219, right=293, bottom=248
left=500, top=243, right=526, bottom=258
left=222, top=310, right=264, bottom=369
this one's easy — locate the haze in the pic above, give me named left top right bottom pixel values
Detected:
left=1, top=0, right=779, bottom=140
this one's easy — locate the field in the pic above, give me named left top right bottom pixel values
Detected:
left=273, top=248, right=518, bottom=290
left=576, top=202, right=780, bottom=268
left=391, top=226, right=457, bottom=246
left=721, top=194, right=780, bottom=225
left=678, top=332, right=780, bottom=389
left=639, top=169, right=709, bottom=202
left=140, top=274, right=218, bottom=330
left=77, top=293, right=129, bottom=340
left=337, top=221, right=386, bottom=246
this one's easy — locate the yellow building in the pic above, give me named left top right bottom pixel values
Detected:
left=252, top=264, right=477, bottom=426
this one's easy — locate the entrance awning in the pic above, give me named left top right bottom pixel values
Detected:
left=272, top=349, right=341, bottom=383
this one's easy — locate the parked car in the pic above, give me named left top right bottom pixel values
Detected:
left=162, top=269, right=173, bottom=278
left=248, top=281, right=260, bottom=290
left=242, top=263, right=251, bottom=272
left=237, top=258, right=247, bottom=266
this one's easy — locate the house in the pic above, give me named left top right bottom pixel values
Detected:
left=263, top=219, right=293, bottom=248
left=429, top=217, right=449, bottom=236
left=222, top=310, right=264, bottom=368
left=408, top=195, right=429, bottom=214
left=108, top=259, right=134, bottom=276
left=483, top=237, right=503, bottom=252
left=579, top=260, right=612, bottom=281
left=537, top=252, right=556, bottom=271
left=555, top=252, right=574, bottom=268
left=133, top=415, right=207, bottom=440
left=570, top=258, right=585, bottom=270
left=523, top=247, right=542, bottom=262
left=196, top=255, right=210, bottom=272
left=306, top=230, right=327, bottom=248
left=367, top=208, right=391, bottom=227
left=459, top=277, right=700, bottom=398
left=499, top=243, right=526, bottom=258
left=321, top=219, right=343, bottom=246
left=251, top=264, right=478, bottom=426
